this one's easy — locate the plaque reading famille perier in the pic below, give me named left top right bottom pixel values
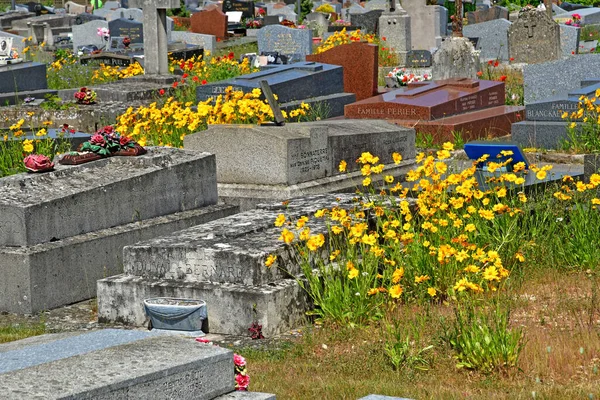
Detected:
left=344, top=78, right=525, bottom=143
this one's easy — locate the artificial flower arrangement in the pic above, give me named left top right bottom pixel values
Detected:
left=74, top=87, right=97, bottom=105
left=78, top=125, right=137, bottom=156
left=23, top=154, right=54, bottom=172
left=245, top=19, right=263, bottom=29
left=280, top=19, right=296, bottom=28
left=565, top=13, right=582, bottom=27
left=387, top=67, right=432, bottom=86
left=315, top=3, right=335, bottom=13
left=196, top=338, right=250, bottom=391
left=330, top=19, right=351, bottom=27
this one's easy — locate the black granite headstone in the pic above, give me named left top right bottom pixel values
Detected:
left=222, top=0, right=255, bottom=19
left=349, top=10, right=382, bottom=34
left=560, top=1, right=591, bottom=11
left=108, top=18, right=143, bottom=44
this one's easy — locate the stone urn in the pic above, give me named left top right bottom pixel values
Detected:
left=143, top=297, right=207, bottom=332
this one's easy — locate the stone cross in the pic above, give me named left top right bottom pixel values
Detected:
left=524, top=20, right=536, bottom=38
left=452, top=0, right=463, bottom=37
left=128, top=0, right=180, bottom=75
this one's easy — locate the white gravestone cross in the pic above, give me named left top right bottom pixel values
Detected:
left=128, top=0, right=179, bottom=75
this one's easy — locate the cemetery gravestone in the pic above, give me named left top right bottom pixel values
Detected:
left=378, top=1, right=411, bottom=65
left=257, top=24, right=312, bottom=62
left=222, top=0, right=255, bottom=19
left=365, top=0, right=387, bottom=10
left=272, top=6, right=297, bottom=23
left=108, top=17, right=143, bottom=43
left=71, top=19, right=109, bottom=52
left=463, top=18, right=511, bottom=60
left=350, top=9, right=382, bottom=34
left=64, top=1, right=87, bottom=14
left=402, top=0, right=447, bottom=51
left=128, top=0, right=180, bottom=75
left=345, top=78, right=524, bottom=143
left=554, top=8, right=600, bottom=25
left=74, top=12, right=106, bottom=24
left=512, top=78, right=600, bottom=149
left=466, top=5, right=508, bottom=24
left=307, top=42, right=378, bottom=101
left=190, top=8, right=228, bottom=38
left=560, top=23, right=580, bottom=57
left=508, top=8, right=561, bottom=64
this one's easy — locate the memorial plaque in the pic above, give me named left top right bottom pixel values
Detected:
left=80, top=53, right=134, bottom=66
left=406, top=50, right=432, bottom=67
left=108, top=18, right=144, bottom=43
left=222, top=0, right=255, bottom=19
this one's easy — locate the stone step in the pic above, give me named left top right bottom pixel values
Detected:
left=0, top=88, right=58, bottom=106
left=1, top=204, right=238, bottom=314
left=0, top=148, right=218, bottom=246
left=392, top=105, right=524, bottom=144
left=0, top=329, right=236, bottom=399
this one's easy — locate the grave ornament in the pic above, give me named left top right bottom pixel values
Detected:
left=59, top=125, right=147, bottom=165
left=0, top=37, right=23, bottom=65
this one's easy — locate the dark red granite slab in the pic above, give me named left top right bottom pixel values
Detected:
left=345, top=78, right=506, bottom=120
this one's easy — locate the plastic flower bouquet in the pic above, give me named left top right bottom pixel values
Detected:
left=387, top=67, right=432, bottom=86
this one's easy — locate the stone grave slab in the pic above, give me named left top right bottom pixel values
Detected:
left=64, top=1, right=87, bottom=14
left=0, top=332, right=235, bottom=399
left=108, top=17, right=144, bottom=43
left=257, top=24, right=311, bottom=62
left=0, top=11, right=35, bottom=30
left=306, top=42, right=378, bottom=101
left=0, top=148, right=238, bottom=313
left=346, top=78, right=524, bottom=143
left=350, top=9, right=382, bottom=33
left=555, top=8, right=600, bottom=25
left=191, top=8, right=228, bottom=38
left=523, top=54, right=600, bottom=103
left=98, top=194, right=388, bottom=334
left=0, top=62, right=47, bottom=93
left=512, top=78, right=600, bottom=149
left=197, top=61, right=348, bottom=104
left=560, top=23, right=581, bottom=57
left=466, top=5, right=508, bottom=24
left=508, top=8, right=561, bottom=64
left=184, top=120, right=415, bottom=186
left=71, top=19, right=109, bottom=52
left=463, top=18, right=511, bottom=60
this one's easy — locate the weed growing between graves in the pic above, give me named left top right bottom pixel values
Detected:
left=116, top=87, right=310, bottom=147
left=562, top=89, right=600, bottom=153
left=477, top=59, right=524, bottom=106
left=0, top=322, right=46, bottom=344
left=266, top=144, right=600, bottom=377
left=240, top=270, right=600, bottom=398
left=0, top=120, right=71, bottom=177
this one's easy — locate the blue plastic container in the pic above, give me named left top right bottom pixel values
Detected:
left=143, top=297, right=207, bottom=332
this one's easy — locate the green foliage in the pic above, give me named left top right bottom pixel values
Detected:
left=0, top=322, right=46, bottom=344
left=496, top=0, right=541, bottom=12
left=297, top=101, right=331, bottom=122
left=415, top=131, right=435, bottom=149
left=451, top=131, right=465, bottom=149
left=581, top=24, right=600, bottom=42
left=382, top=318, right=434, bottom=372
left=167, top=0, right=191, bottom=17
left=46, top=62, right=97, bottom=90
left=298, top=0, right=314, bottom=22
left=443, top=303, right=524, bottom=374
left=40, top=94, right=75, bottom=111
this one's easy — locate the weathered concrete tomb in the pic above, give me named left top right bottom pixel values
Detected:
left=0, top=148, right=238, bottom=314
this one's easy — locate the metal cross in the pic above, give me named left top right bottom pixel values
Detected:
left=452, top=0, right=464, bottom=37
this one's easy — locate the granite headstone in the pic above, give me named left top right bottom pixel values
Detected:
left=463, top=18, right=511, bottom=60
left=257, top=24, right=312, bottom=62
left=508, top=8, right=561, bottom=64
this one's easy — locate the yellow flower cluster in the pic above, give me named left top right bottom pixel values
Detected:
left=269, top=143, right=567, bottom=308
left=316, top=28, right=376, bottom=54
left=92, top=62, right=145, bottom=82
left=170, top=53, right=256, bottom=82
left=116, top=87, right=308, bottom=147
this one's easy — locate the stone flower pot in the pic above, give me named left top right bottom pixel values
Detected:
left=143, top=297, right=207, bottom=332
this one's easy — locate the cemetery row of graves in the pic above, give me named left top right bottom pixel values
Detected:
left=0, top=0, right=600, bottom=398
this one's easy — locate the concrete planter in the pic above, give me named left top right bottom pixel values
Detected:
left=144, top=297, right=208, bottom=332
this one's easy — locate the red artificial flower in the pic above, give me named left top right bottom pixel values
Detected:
left=499, top=75, right=507, bottom=82
left=159, top=89, right=165, bottom=95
